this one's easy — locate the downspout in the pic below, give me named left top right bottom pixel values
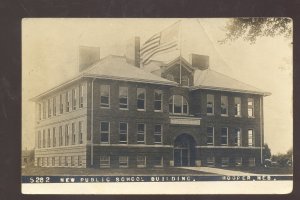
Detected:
left=260, top=96, right=264, bottom=165
left=91, top=78, right=96, bottom=167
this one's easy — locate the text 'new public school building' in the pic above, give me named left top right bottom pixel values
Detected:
left=32, top=38, right=270, bottom=169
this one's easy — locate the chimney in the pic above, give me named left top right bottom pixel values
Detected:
left=190, top=54, right=209, bottom=70
left=78, top=46, right=100, bottom=72
left=125, top=36, right=140, bottom=68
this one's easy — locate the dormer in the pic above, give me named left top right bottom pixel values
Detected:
left=161, top=56, right=195, bottom=87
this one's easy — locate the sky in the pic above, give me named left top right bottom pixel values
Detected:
left=22, top=18, right=293, bottom=154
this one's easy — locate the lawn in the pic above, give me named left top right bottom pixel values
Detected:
left=22, top=166, right=215, bottom=176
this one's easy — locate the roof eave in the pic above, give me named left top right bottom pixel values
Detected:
left=190, top=85, right=271, bottom=96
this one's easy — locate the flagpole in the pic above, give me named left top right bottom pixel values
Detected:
left=179, top=20, right=182, bottom=85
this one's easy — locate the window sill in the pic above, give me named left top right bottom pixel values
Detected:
left=100, top=106, right=110, bottom=109
left=207, top=113, right=214, bottom=116
left=137, top=109, right=146, bottom=111
left=248, top=116, right=255, bottom=119
left=119, top=108, right=129, bottom=111
left=221, top=114, right=228, bottom=117
left=154, top=110, right=163, bottom=112
left=234, top=115, right=242, bottom=118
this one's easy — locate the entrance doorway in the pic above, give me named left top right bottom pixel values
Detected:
left=174, top=134, right=196, bottom=166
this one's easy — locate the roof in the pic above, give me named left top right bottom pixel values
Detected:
left=192, top=69, right=271, bottom=96
left=84, top=55, right=176, bottom=86
left=32, top=55, right=177, bottom=101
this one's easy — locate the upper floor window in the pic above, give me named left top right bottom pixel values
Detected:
left=248, top=129, right=254, bottom=146
left=48, top=99, right=52, bottom=118
left=234, top=128, right=241, bottom=146
left=181, top=75, right=189, bottom=86
left=52, top=127, right=56, bottom=147
left=42, top=101, right=46, bottom=119
left=207, top=94, right=214, bottom=115
left=248, top=98, right=254, bottom=117
left=38, top=131, right=41, bottom=148
left=72, top=88, right=76, bottom=110
left=71, top=123, right=76, bottom=145
left=169, top=95, right=188, bottom=115
left=42, top=130, right=46, bottom=148
left=65, top=91, right=70, bottom=112
left=154, top=124, right=162, bottom=144
left=221, top=127, right=228, bottom=146
left=100, top=121, right=110, bottom=144
left=221, top=96, right=228, bottom=116
left=53, top=97, right=56, bottom=116
left=207, top=127, right=214, bottom=145
left=234, top=97, right=241, bottom=117
left=79, top=84, right=84, bottom=108
left=47, top=129, right=51, bottom=147
left=100, top=85, right=110, bottom=108
left=59, top=126, right=63, bottom=146
left=137, top=123, right=145, bottom=144
left=137, top=88, right=146, bottom=110
left=38, top=103, right=42, bottom=120
left=79, top=121, right=83, bottom=144
left=154, top=90, right=163, bottom=111
left=65, top=124, right=69, bottom=146
left=119, top=122, right=128, bottom=144
left=119, top=87, right=128, bottom=109
left=59, top=94, right=63, bottom=114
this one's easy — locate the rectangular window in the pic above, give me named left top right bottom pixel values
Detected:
left=221, top=127, right=228, bottom=145
left=234, top=97, right=241, bottom=117
left=207, top=127, right=214, bottom=145
left=65, top=124, right=69, bottom=146
left=59, top=126, right=63, bottom=146
left=234, top=128, right=241, bottom=146
left=221, top=157, right=229, bottom=167
left=72, top=88, right=76, bottom=110
left=42, top=101, right=46, bottom=119
left=154, top=124, right=162, bottom=144
left=65, top=91, right=70, bottom=112
left=119, top=122, right=128, bottom=144
left=154, top=90, right=163, bottom=111
left=48, top=99, right=51, bottom=118
left=79, top=84, right=84, bottom=108
left=38, top=131, right=41, bottom=148
left=71, top=156, right=75, bottom=166
left=221, top=96, right=228, bottom=116
left=100, top=85, right=110, bottom=108
left=72, top=123, right=76, bottom=145
left=100, top=156, right=110, bottom=168
left=207, top=94, right=214, bottom=114
left=119, top=156, right=128, bottom=168
left=59, top=94, right=63, bottom=114
left=65, top=156, right=68, bottom=166
left=153, top=155, right=163, bottom=167
left=235, top=157, right=243, bottom=166
left=47, top=129, right=51, bottom=147
left=78, top=156, right=82, bottom=167
left=137, top=155, right=146, bottom=168
left=100, top=122, right=110, bottom=144
left=248, top=129, right=254, bottom=146
left=249, top=157, right=256, bottom=167
left=52, top=127, right=56, bottom=147
left=119, top=86, right=128, bottom=109
left=137, top=88, right=146, bottom=110
left=52, top=157, right=55, bottom=167
left=206, top=156, right=215, bottom=166
left=174, top=95, right=182, bottom=113
left=137, top=123, right=145, bottom=144
left=42, top=130, right=46, bottom=148
left=53, top=97, right=56, bottom=116
left=248, top=98, right=254, bottom=117
left=79, top=121, right=83, bottom=144
left=38, top=103, right=42, bottom=120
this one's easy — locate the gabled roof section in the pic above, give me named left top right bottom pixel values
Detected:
left=192, top=69, right=271, bottom=96
left=162, top=56, right=194, bottom=73
left=83, top=55, right=177, bottom=86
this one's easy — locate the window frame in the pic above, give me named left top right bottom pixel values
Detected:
left=100, top=121, right=110, bottom=144
left=206, top=94, right=214, bottom=115
left=100, top=155, right=110, bottom=168
left=59, top=94, right=63, bottom=114
left=79, top=121, right=83, bottom=144
left=234, top=97, right=241, bottom=117
left=207, top=126, right=214, bottom=145
left=48, top=99, right=52, bottom=118
left=100, top=85, right=110, bottom=108
left=137, top=155, right=146, bottom=168
left=169, top=95, right=189, bottom=115
left=153, top=155, right=163, bottom=167
left=59, top=126, right=63, bottom=146
left=65, top=124, right=69, bottom=146
left=71, top=122, right=76, bottom=145
left=119, top=86, right=129, bottom=110
left=79, top=84, right=84, bottom=108
left=220, top=127, right=228, bottom=146
left=206, top=156, right=215, bottom=166
left=137, top=88, right=146, bottom=111
left=248, top=129, right=254, bottom=147
left=221, top=95, right=228, bottom=116
left=221, top=157, right=229, bottom=167
left=234, top=128, right=242, bottom=146
left=52, top=127, right=56, bottom=147
left=72, top=88, right=76, bottom=110
left=137, top=123, right=146, bottom=144
left=154, top=90, right=163, bottom=112
left=47, top=129, right=51, bottom=147
left=119, top=156, right=129, bottom=168
left=119, top=122, right=128, bottom=144
left=248, top=98, right=255, bottom=117
left=154, top=124, right=163, bottom=144
left=65, top=91, right=70, bottom=112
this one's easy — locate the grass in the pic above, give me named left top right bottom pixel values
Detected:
left=22, top=166, right=215, bottom=176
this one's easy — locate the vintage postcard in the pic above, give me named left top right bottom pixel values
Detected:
left=21, top=18, right=293, bottom=194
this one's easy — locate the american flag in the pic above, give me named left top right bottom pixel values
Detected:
left=140, top=21, right=180, bottom=65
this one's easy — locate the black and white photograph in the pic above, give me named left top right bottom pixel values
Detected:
left=21, top=18, right=293, bottom=194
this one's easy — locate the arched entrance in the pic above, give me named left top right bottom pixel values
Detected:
left=173, top=134, right=196, bottom=166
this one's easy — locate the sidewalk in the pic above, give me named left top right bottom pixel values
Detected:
left=181, top=167, right=256, bottom=176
